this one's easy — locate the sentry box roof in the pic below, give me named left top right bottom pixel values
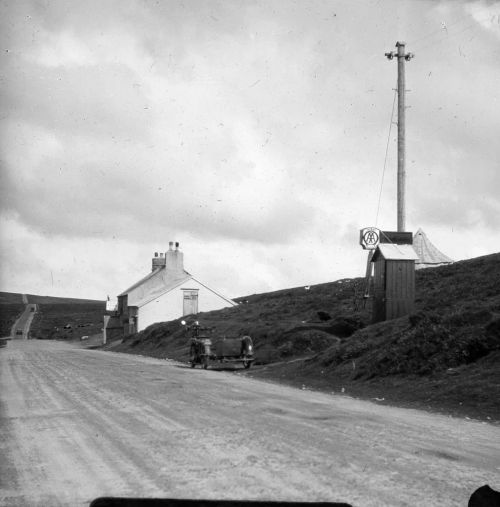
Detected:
left=372, top=243, right=420, bottom=262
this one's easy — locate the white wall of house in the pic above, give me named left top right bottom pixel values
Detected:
left=136, top=278, right=235, bottom=332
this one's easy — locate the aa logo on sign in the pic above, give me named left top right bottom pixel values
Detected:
left=359, top=227, right=380, bottom=250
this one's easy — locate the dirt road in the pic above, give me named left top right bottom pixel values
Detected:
left=1, top=340, right=498, bottom=507
left=9, top=301, right=37, bottom=340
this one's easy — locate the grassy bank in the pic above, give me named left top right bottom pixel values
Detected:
left=30, top=301, right=105, bottom=340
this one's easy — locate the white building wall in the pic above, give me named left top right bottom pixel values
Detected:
left=137, top=278, right=235, bottom=332
left=138, top=290, right=182, bottom=331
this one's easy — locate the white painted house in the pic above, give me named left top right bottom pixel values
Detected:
left=114, top=242, right=236, bottom=335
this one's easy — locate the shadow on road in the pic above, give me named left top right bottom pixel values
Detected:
left=209, top=366, right=247, bottom=372
left=173, top=363, right=245, bottom=372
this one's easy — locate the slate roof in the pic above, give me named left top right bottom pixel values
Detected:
left=131, top=273, right=193, bottom=307
left=118, top=267, right=235, bottom=308
left=118, top=267, right=190, bottom=297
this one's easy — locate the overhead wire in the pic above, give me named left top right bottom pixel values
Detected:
left=410, top=2, right=497, bottom=42
left=408, top=8, right=498, bottom=52
left=408, top=13, right=474, bottom=47
left=375, top=84, right=397, bottom=228
left=413, top=22, right=478, bottom=53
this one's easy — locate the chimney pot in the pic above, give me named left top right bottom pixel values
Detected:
left=154, top=252, right=158, bottom=257
left=168, top=242, right=173, bottom=250
left=165, top=242, right=184, bottom=272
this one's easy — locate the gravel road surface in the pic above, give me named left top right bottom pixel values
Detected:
left=1, top=340, right=499, bottom=506
left=9, top=301, right=37, bottom=340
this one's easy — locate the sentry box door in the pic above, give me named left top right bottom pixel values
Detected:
left=182, top=289, right=199, bottom=316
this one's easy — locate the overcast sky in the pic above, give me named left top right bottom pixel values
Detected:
left=1, top=0, right=499, bottom=301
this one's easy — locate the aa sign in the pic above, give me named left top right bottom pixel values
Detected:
left=360, top=227, right=380, bottom=250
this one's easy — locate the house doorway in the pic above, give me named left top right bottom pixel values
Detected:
left=182, top=289, right=199, bottom=316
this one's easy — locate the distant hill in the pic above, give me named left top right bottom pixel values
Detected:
left=0, top=292, right=24, bottom=304
left=112, top=252, right=500, bottom=422
left=29, top=294, right=103, bottom=305
left=0, top=292, right=105, bottom=339
left=0, top=291, right=103, bottom=305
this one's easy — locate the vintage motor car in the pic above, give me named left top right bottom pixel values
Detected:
left=182, top=320, right=254, bottom=370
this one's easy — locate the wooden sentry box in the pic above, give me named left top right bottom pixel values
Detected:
left=372, top=243, right=419, bottom=323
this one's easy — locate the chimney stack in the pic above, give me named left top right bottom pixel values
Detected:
left=152, top=251, right=166, bottom=271
left=166, top=241, right=184, bottom=272
left=152, top=242, right=184, bottom=272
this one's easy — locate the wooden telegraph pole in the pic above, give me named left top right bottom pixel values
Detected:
left=385, top=42, right=414, bottom=232
left=359, top=43, right=417, bottom=322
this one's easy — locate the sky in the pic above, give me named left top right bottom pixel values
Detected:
left=1, top=0, right=499, bottom=301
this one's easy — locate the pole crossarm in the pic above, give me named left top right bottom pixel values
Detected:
left=385, top=41, right=414, bottom=61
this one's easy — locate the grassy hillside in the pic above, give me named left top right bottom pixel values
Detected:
left=30, top=302, right=105, bottom=340
left=112, top=253, right=500, bottom=421
left=0, top=292, right=24, bottom=304
left=0, top=304, right=25, bottom=337
left=0, top=292, right=27, bottom=336
left=26, top=294, right=104, bottom=305
left=0, top=291, right=105, bottom=340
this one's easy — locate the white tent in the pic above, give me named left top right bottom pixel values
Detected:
left=413, top=228, right=453, bottom=269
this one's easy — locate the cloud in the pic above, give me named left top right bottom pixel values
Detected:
left=2, top=61, right=152, bottom=141
left=466, top=0, right=500, bottom=39
left=0, top=116, right=319, bottom=244
left=0, top=1, right=365, bottom=246
left=0, top=0, right=499, bottom=299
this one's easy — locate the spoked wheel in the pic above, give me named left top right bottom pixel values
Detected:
left=190, top=346, right=197, bottom=368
